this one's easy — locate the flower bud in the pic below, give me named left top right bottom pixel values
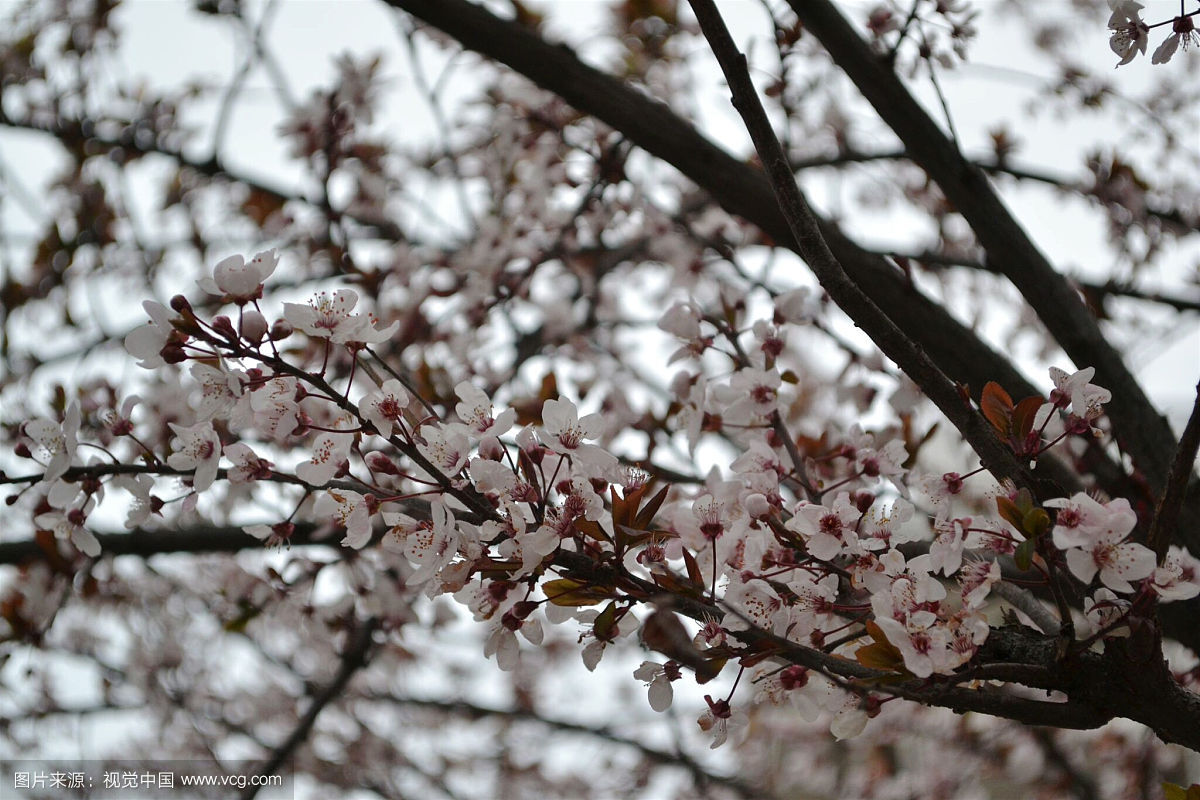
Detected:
left=240, top=309, right=268, bottom=344
left=269, top=319, right=294, bottom=341
left=162, top=343, right=188, bottom=364
left=169, top=294, right=192, bottom=313
left=211, top=315, right=237, bottom=340
left=511, top=600, right=538, bottom=620
left=367, top=452, right=400, bottom=475
left=743, top=492, right=770, bottom=519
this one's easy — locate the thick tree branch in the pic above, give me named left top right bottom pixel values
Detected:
left=377, top=0, right=1200, bottom=656
left=1149, top=382, right=1200, bottom=559
left=683, top=0, right=1034, bottom=492
left=786, top=0, right=1191, bottom=512
left=382, top=0, right=1045, bottom=407
left=6, top=522, right=1197, bottom=747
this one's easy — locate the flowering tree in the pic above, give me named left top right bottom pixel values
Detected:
left=2, top=0, right=1200, bottom=797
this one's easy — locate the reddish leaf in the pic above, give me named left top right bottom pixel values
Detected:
left=610, top=485, right=630, bottom=528
left=575, top=519, right=612, bottom=543
left=682, top=547, right=705, bottom=589
left=632, top=483, right=669, bottom=530
left=1012, top=395, right=1045, bottom=441
left=980, top=381, right=1014, bottom=436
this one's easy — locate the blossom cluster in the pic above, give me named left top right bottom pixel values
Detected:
left=1107, top=0, right=1199, bottom=66
left=7, top=250, right=1199, bottom=751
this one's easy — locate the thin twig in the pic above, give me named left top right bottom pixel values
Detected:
left=240, top=616, right=379, bottom=800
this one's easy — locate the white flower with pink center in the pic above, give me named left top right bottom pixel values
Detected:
left=454, top=380, right=515, bottom=437
left=124, top=301, right=176, bottom=369
left=197, top=249, right=278, bottom=303
left=722, top=578, right=788, bottom=635
left=633, top=660, right=680, bottom=712
left=296, top=415, right=354, bottom=486
left=35, top=497, right=101, bottom=557
left=1035, top=366, right=1112, bottom=427
left=397, top=500, right=461, bottom=586
left=787, top=492, right=861, bottom=561
left=166, top=421, right=221, bottom=492
left=283, top=288, right=397, bottom=345
left=361, top=379, right=411, bottom=436
left=538, top=398, right=617, bottom=475
left=1049, top=493, right=1155, bottom=593
left=250, top=376, right=300, bottom=441
left=23, top=402, right=80, bottom=483
left=315, top=489, right=372, bottom=549
left=417, top=423, right=470, bottom=477
left=1150, top=546, right=1200, bottom=602
left=224, top=442, right=272, bottom=484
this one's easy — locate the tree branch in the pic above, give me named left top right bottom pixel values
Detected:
left=372, top=695, right=775, bottom=800
left=381, top=0, right=1046, bottom=408
left=1148, top=382, right=1200, bottom=560
left=683, top=0, right=1035, bottom=493
left=785, top=0, right=1192, bottom=513
left=240, top=616, right=379, bottom=800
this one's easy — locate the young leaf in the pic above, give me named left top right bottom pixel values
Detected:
left=855, top=621, right=905, bottom=672
left=980, top=381, right=1014, bottom=436
left=1014, top=537, right=1036, bottom=572
left=996, top=495, right=1026, bottom=534
left=543, top=578, right=612, bottom=606
left=682, top=547, right=705, bottom=588
left=1012, top=395, right=1045, bottom=441
left=633, top=483, right=669, bottom=530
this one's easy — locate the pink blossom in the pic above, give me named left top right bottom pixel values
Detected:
left=361, top=379, right=412, bottom=436
left=722, top=578, right=788, bottom=635
left=166, top=421, right=221, bottom=492
left=697, top=694, right=745, bottom=749
left=1108, top=1, right=1149, bottom=66
left=1150, top=546, right=1200, bottom=601
left=538, top=398, right=617, bottom=475
left=1036, top=366, right=1111, bottom=427
left=250, top=376, right=300, bottom=441
left=283, top=289, right=398, bottom=344
left=454, top=380, right=515, bottom=437
left=296, top=416, right=354, bottom=486
left=315, top=490, right=373, bottom=549
left=416, top=423, right=470, bottom=477
left=224, top=442, right=272, bottom=484
left=392, top=500, right=462, bottom=586
left=124, top=301, right=176, bottom=369
left=1151, top=13, right=1198, bottom=64
left=197, top=249, right=278, bottom=303
left=22, top=402, right=80, bottom=483
left=633, top=660, right=680, bottom=712
left=34, top=496, right=101, bottom=557
left=1049, top=493, right=1154, bottom=593
left=787, top=493, right=861, bottom=560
